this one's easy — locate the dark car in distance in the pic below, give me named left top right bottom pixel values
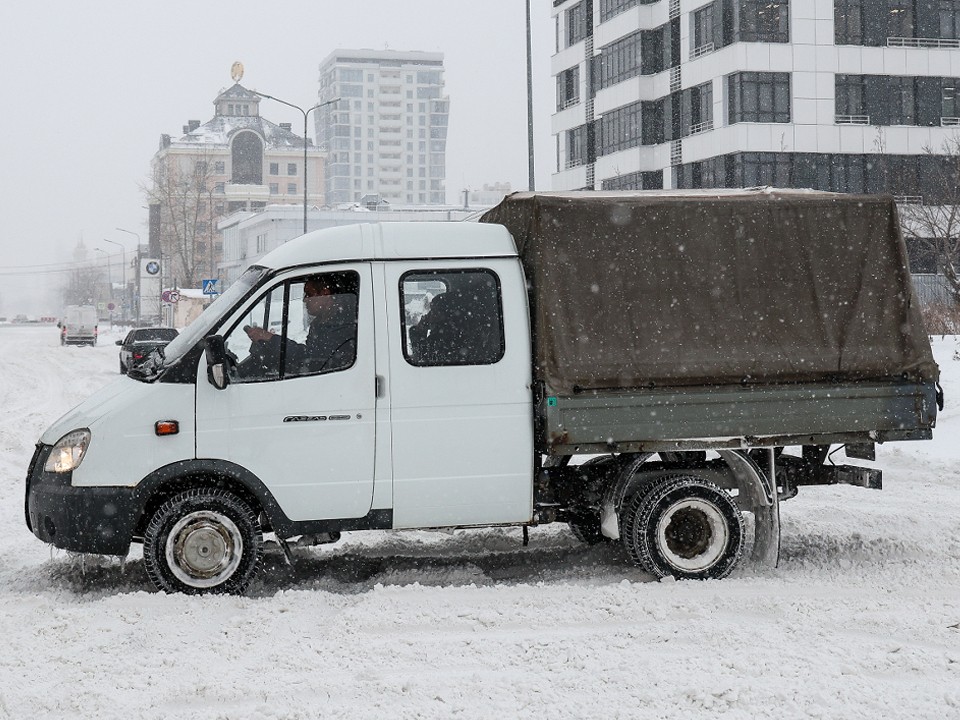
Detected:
left=116, top=327, right=179, bottom=374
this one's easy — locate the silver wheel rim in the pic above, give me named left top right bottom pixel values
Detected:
left=656, top=498, right=729, bottom=573
left=165, top=510, right=243, bottom=589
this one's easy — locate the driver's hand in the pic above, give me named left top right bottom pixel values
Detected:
left=245, top=326, right=275, bottom=343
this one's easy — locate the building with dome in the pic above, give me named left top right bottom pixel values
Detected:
left=149, top=83, right=325, bottom=288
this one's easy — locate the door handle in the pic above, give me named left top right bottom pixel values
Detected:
left=375, top=375, right=386, bottom=398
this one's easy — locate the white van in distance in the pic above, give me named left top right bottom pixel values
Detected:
left=59, top=305, right=98, bottom=346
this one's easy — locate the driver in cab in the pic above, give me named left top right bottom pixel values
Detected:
left=244, top=273, right=358, bottom=376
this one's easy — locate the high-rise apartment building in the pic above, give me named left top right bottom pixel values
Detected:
left=551, top=0, right=960, bottom=202
left=316, top=49, right=450, bottom=206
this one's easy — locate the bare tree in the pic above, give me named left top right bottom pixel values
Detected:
left=898, top=136, right=960, bottom=304
left=62, top=266, right=104, bottom=307
left=145, top=150, right=219, bottom=288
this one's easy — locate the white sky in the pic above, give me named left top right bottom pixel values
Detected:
left=0, top=0, right=555, bottom=315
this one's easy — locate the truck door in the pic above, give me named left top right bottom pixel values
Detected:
left=382, top=259, right=534, bottom=528
left=196, top=265, right=376, bottom=523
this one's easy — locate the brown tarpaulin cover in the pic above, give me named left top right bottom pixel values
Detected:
left=479, top=190, right=938, bottom=394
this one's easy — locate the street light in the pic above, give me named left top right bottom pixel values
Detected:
left=116, top=227, right=142, bottom=325
left=252, top=90, right=340, bottom=235
left=526, top=0, right=536, bottom=191
left=95, top=248, right=113, bottom=300
left=103, top=237, right=127, bottom=320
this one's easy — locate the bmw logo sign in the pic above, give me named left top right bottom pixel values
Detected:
left=145, top=261, right=160, bottom=275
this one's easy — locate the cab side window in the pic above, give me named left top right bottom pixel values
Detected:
left=401, top=269, right=504, bottom=367
left=221, top=271, right=360, bottom=383
left=223, top=286, right=285, bottom=383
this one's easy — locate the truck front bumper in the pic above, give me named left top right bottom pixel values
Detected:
left=25, top=444, right=137, bottom=556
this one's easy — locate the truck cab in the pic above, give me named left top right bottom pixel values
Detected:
left=27, top=222, right=535, bottom=594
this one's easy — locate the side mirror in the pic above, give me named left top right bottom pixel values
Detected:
left=204, top=335, right=230, bottom=390
left=115, top=340, right=123, bottom=346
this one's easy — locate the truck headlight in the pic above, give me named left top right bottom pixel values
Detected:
left=44, top=429, right=91, bottom=473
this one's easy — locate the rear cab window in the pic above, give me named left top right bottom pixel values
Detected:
left=400, top=269, right=504, bottom=367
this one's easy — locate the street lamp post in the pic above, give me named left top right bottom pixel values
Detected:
left=95, top=248, right=113, bottom=325
left=103, top=237, right=126, bottom=321
left=95, top=248, right=113, bottom=294
left=252, top=91, right=340, bottom=235
left=116, top=227, right=141, bottom=326
left=526, top=0, right=536, bottom=191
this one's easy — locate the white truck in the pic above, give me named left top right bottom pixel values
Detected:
left=59, top=305, right=98, bottom=346
left=26, top=190, right=940, bottom=595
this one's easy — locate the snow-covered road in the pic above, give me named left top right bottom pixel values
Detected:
left=0, top=324, right=958, bottom=719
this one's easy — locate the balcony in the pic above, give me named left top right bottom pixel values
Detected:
left=887, top=37, right=960, bottom=49
left=835, top=115, right=870, bottom=125
left=688, top=119, right=714, bottom=135
left=691, top=42, right=715, bottom=59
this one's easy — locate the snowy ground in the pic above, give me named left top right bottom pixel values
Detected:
left=0, top=324, right=958, bottom=719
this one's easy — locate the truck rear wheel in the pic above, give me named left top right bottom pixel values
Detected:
left=621, top=475, right=743, bottom=580
left=143, top=488, right=263, bottom=595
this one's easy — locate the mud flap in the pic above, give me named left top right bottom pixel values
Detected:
left=718, top=449, right=780, bottom=568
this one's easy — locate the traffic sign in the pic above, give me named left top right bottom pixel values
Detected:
left=202, top=279, right=219, bottom=295
left=107, top=302, right=116, bottom=311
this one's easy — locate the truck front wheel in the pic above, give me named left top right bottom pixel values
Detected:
left=621, top=475, right=743, bottom=580
left=143, top=488, right=263, bottom=595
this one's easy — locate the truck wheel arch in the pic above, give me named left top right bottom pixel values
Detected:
left=600, top=449, right=780, bottom=568
left=131, top=459, right=288, bottom=540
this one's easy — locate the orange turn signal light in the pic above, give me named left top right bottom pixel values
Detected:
left=155, top=420, right=179, bottom=436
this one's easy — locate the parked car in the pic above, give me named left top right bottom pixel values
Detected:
left=116, top=327, right=179, bottom=374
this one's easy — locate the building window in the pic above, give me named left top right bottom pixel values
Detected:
left=231, top=131, right=263, bottom=184
left=728, top=72, right=791, bottom=124
left=598, top=101, right=642, bottom=156
left=601, top=169, right=663, bottom=190
left=682, top=81, right=714, bottom=135
left=215, top=182, right=225, bottom=194
left=887, top=0, right=915, bottom=38
left=269, top=162, right=279, bottom=175
left=214, top=161, right=225, bottom=174
left=942, top=0, right=960, bottom=38
left=738, top=0, right=789, bottom=43
left=693, top=4, right=716, bottom=52
left=641, top=27, right=665, bottom=75
left=835, top=74, right=866, bottom=117
left=889, top=75, right=917, bottom=124
left=597, top=32, right=641, bottom=90
left=557, top=65, right=580, bottom=110
left=566, top=1, right=590, bottom=47
left=943, top=78, right=960, bottom=118
left=599, top=0, right=638, bottom=23
left=835, top=0, right=864, bottom=44
left=269, top=183, right=279, bottom=195
left=837, top=74, right=954, bottom=126
left=287, top=163, right=297, bottom=176
left=566, top=126, right=585, bottom=168
left=287, top=183, right=297, bottom=194
left=195, top=161, right=208, bottom=175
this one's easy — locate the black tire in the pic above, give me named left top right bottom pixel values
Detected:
left=143, top=488, right=263, bottom=595
left=568, top=511, right=608, bottom=545
left=621, top=475, right=743, bottom=580
left=566, top=455, right=618, bottom=545
left=120, top=360, right=127, bottom=374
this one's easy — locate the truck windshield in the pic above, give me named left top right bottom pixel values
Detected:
left=158, top=266, right=270, bottom=368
